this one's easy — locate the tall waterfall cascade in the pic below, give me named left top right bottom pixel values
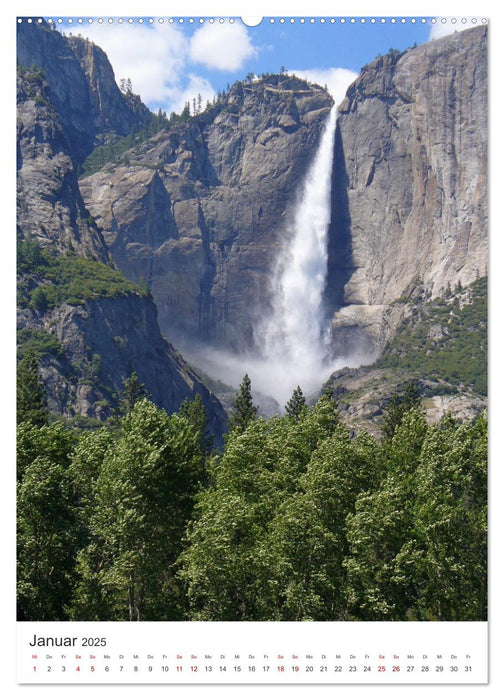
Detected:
left=190, top=100, right=361, bottom=412
left=254, top=104, right=340, bottom=404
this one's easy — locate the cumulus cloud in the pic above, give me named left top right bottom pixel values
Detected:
left=289, top=67, right=358, bottom=106
left=189, top=22, right=258, bottom=71
left=73, top=23, right=189, bottom=107
left=59, top=21, right=259, bottom=115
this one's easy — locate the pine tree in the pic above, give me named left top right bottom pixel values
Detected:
left=285, top=386, right=306, bottom=422
left=382, top=381, right=422, bottom=441
left=181, top=102, right=191, bottom=121
left=118, top=371, right=148, bottom=415
left=30, top=287, right=48, bottom=312
left=17, top=351, right=48, bottom=427
left=179, top=393, right=213, bottom=454
left=228, top=374, right=258, bottom=434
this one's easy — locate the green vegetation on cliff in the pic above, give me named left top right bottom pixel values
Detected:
left=17, top=236, right=148, bottom=311
left=78, top=109, right=181, bottom=178
left=377, top=277, right=487, bottom=396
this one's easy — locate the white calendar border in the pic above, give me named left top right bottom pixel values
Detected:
left=4, top=0, right=502, bottom=697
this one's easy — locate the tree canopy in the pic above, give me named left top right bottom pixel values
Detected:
left=16, top=383, right=487, bottom=622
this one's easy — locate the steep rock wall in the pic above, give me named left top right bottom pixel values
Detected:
left=16, top=67, right=109, bottom=260
left=327, top=26, right=487, bottom=353
left=16, top=23, right=227, bottom=433
left=17, top=21, right=150, bottom=162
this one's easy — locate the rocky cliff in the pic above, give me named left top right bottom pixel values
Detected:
left=17, top=21, right=150, bottom=162
left=327, top=26, right=487, bottom=354
left=16, top=21, right=227, bottom=437
left=79, top=76, right=333, bottom=350
left=16, top=20, right=487, bottom=434
left=16, top=66, right=109, bottom=259
left=17, top=294, right=227, bottom=436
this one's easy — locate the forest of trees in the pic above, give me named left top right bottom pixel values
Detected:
left=17, top=368, right=487, bottom=622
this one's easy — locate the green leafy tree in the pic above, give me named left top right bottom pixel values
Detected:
left=17, top=351, right=48, bottom=427
left=263, top=427, right=380, bottom=620
left=180, top=394, right=348, bottom=620
left=179, top=417, right=282, bottom=620
left=228, top=374, right=258, bottom=434
left=344, top=409, right=428, bottom=620
left=70, top=399, right=205, bottom=620
left=17, top=456, right=79, bottom=620
left=17, top=420, right=75, bottom=481
left=17, top=420, right=77, bottom=619
left=412, top=414, right=487, bottom=620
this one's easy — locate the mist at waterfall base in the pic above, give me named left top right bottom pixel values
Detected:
left=186, top=81, right=375, bottom=413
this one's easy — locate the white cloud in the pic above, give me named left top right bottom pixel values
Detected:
left=429, top=19, right=460, bottom=41
left=61, top=23, right=218, bottom=116
left=71, top=23, right=189, bottom=107
left=428, top=18, right=486, bottom=42
left=161, top=73, right=216, bottom=116
left=289, top=68, right=358, bottom=106
left=189, top=22, right=257, bottom=71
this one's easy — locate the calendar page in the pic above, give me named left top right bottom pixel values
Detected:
left=14, top=1, right=490, bottom=691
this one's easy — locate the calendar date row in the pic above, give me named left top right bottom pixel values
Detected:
left=33, top=663, right=474, bottom=674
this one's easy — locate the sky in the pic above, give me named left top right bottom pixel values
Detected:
left=47, top=15, right=488, bottom=116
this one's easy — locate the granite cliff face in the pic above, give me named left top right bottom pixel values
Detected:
left=16, top=66, right=109, bottom=259
left=79, top=27, right=487, bottom=362
left=17, top=21, right=150, bottom=162
left=327, top=26, right=487, bottom=354
left=80, top=76, right=333, bottom=349
left=16, top=22, right=227, bottom=436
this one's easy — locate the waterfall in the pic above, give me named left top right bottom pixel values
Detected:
left=254, top=105, right=338, bottom=404
left=185, top=100, right=361, bottom=412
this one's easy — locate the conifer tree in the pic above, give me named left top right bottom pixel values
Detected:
left=17, top=351, right=48, bottom=427
left=228, top=374, right=258, bottom=434
left=179, top=393, right=213, bottom=454
left=382, top=381, right=421, bottom=441
left=285, top=385, right=307, bottom=422
left=119, top=371, right=148, bottom=415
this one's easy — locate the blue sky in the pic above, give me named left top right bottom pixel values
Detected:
left=49, top=16, right=486, bottom=116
